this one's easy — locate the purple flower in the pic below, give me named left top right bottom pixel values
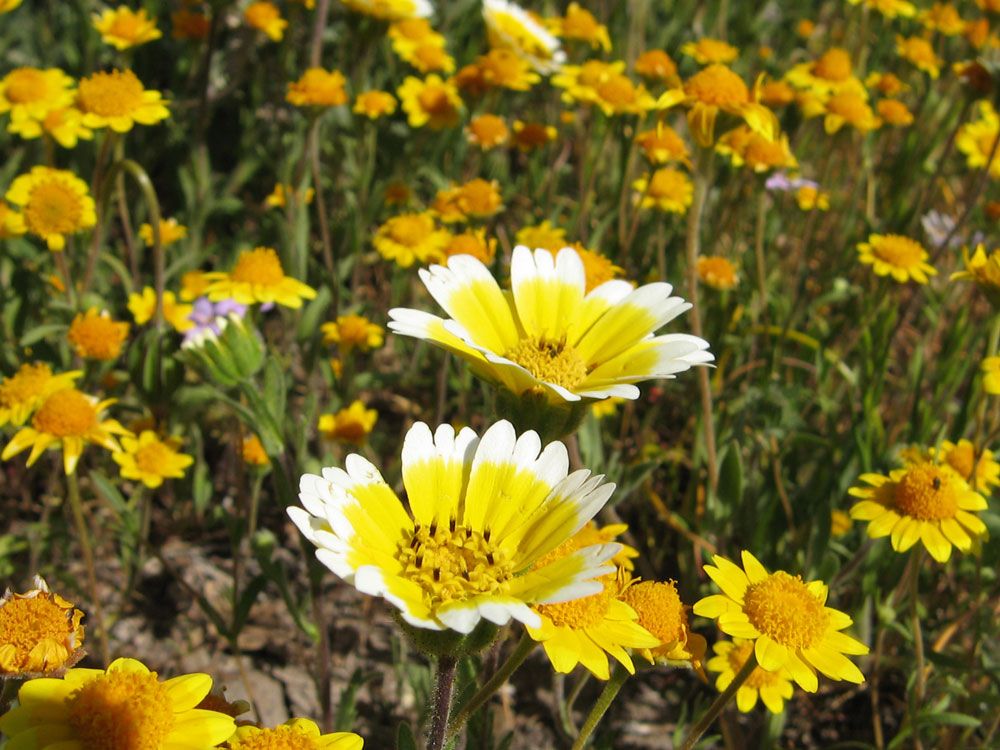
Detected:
left=183, top=297, right=248, bottom=345
left=765, top=171, right=819, bottom=192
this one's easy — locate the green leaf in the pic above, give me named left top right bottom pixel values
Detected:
left=233, top=574, right=268, bottom=633
left=717, top=440, right=744, bottom=507
left=396, top=722, right=418, bottom=750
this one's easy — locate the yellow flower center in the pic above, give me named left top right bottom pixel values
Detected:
left=697, top=256, right=738, bottom=289
left=68, top=313, right=128, bottom=360
left=943, top=443, right=975, bottom=480
left=685, top=64, right=749, bottom=106
left=871, top=234, right=925, bottom=268
left=134, top=440, right=175, bottom=475
left=78, top=70, right=146, bottom=118
left=596, top=75, right=638, bottom=107
left=621, top=580, right=685, bottom=644
left=0, top=363, right=52, bottom=408
left=827, top=92, right=871, bottom=125
left=24, top=179, right=84, bottom=236
left=231, top=247, right=286, bottom=285
left=417, top=85, right=452, bottom=116
left=505, top=336, right=588, bottom=389
left=537, top=573, right=615, bottom=628
left=32, top=389, right=98, bottom=437
left=387, top=214, right=433, bottom=245
left=724, top=640, right=785, bottom=690
left=648, top=168, right=689, bottom=199
left=812, top=48, right=852, bottom=82
left=397, top=520, right=512, bottom=608
left=68, top=669, right=174, bottom=750
left=5, top=68, right=47, bottom=103
left=894, top=463, right=961, bottom=520
left=0, top=595, right=75, bottom=672
left=108, top=13, right=146, bottom=40
left=231, top=725, right=320, bottom=750
left=742, top=571, right=828, bottom=650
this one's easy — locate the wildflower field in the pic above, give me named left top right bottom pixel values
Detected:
left=2, top=0, right=1000, bottom=747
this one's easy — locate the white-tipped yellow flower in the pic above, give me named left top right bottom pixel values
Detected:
left=483, top=0, right=565, bottom=74
left=389, top=246, right=713, bottom=404
left=290, top=420, right=621, bottom=633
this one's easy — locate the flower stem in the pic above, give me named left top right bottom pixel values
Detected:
left=571, top=662, right=630, bottom=750
left=446, top=632, right=535, bottom=743
left=308, top=115, right=339, bottom=316
left=680, top=652, right=757, bottom=750
left=909, top=546, right=926, bottom=750
left=426, top=654, right=459, bottom=750
left=753, top=190, right=768, bottom=324
left=66, top=471, right=110, bottom=666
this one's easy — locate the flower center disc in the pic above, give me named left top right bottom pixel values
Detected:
left=388, top=215, right=431, bottom=245
left=134, top=442, right=173, bottom=475
left=813, top=49, right=852, bottom=81
left=894, top=464, right=961, bottom=520
left=232, top=248, right=286, bottom=285
left=685, top=65, right=748, bottom=105
left=25, top=181, right=83, bottom=236
left=32, top=389, right=98, bottom=437
left=68, top=670, right=174, bottom=750
left=505, top=337, right=587, bottom=389
left=621, top=580, right=685, bottom=643
left=538, top=574, right=614, bottom=628
left=6, top=69, right=47, bottom=103
left=78, top=70, right=145, bottom=117
left=231, top=725, right=319, bottom=750
left=0, top=596, right=73, bottom=668
left=872, top=235, right=924, bottom=266
left=417, top=86, right=451, bottom=115
left=742, top=572, right=828, bottom=650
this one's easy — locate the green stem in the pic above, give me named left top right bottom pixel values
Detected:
left=570, top=662, right=630, bottom=750
left=753, top=190, right=768, bottom=324
left=115, top=159, right=164, bottom=327
left=909, top=546, right=926, bottom=750
left=426, top=654, right=458, bottom=750
left=680, top=653, right=757, bottom=750
left=308, top=115, right=338, bottom=315
left=445, top=632, right=535, bottom=742
left=67, top=471, right=110, bottom=665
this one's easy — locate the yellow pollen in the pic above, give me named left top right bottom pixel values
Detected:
left=724, top=640, right=785, bottom=690
left=231, top=725, right=319, bottom=750
left=742, top=572, right=828, bottom=650
left=894, top=463, right=960, bottom=520
left=231, top=247, right=286, bottom=285
left=0, top=596, right=76, bottom=672
left=538, top=573, right=615, bottom=628
left=397, top=520, right=511, bottom=608
left=5, top=68, right=47, bottom=102
left=68, top=669, right=174, bottom=750
left=813, top=48, right=852, bottom=81
left=32, top=389, right=98, bottom=437
left=24, top=180, right=83, bottom=236
left=685, top=65, right=748, bottom=105
left=78, top=70, right=146, bottom=117
left=621, top=580, right=686, bottom=644
left=0, top=363, right=52, bottom=407
left=871, top=234, right=925, bottom=267
left=505, top=336, right=588, bottom=389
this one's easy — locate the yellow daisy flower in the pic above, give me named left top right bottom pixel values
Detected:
left=622, top=576, right=706, bottom=668
left=466, top=113, right=510, bottom=149
left=693, top=551, right=868, bottom=691
left=341, top=0, right=432, bottom=21
left=0, top=0, right=22, bottom=12
left=633, top=168, right=694, bottom=214
left=877, top=98, right=914, bottom=127
left=552, top=59, right=622, bottom=106
left=388, top=246, right=713, bottom=403
left=831, top=510, right=853, bottom=537
left=77, top=69, right=170, bottom=132
left=697, top=256, right=739, bottom=290
left=287, top=68, right=348, bottom=108
left=353, top=90, right=397, bottom=119
left=0, top=67, right=74, bottom=122
left=983, top=356, right=1000, bottom=394
left=0, top=576, right=85, bottom=677
left=857, top=233, right=936, bottom=284
left=635, top=124, right=691, bottom=166
left=716, top=126, right=797, bottom=172
left=397, top=74, right=463, bottom=129
left=511, top=119, right=557, bottom=150
left=866, top=71, right=909, bottom=97
left=229, top=717, right=363, bottom=749
left=289, top=420, right=621, bottom=633
left=920, top=2, right=966, bottom=35
left=957, top=101, right=1000, bottom=179
left=373, top=212, right=450, bottom=267
left=128, top=287, right=195, bottom=333
left=849, top=463, right=989, bottom=562
left=388, top=18, right=445, bottom=56
left=785, top=48, right=863, bottom=97
left=795, top=185, right=829, bottom=211
left=904, top=439, right=1000, bottom=493
left=180, top=269, right=210, bottom=301
left=321, top=314, right=385, bottom=353
left=1, top=388, right=130, bottom=475
left=242, top=435, right=270, bottom=467
left=822, top=90, right=881, bottom=134
left=318, top=401, right=378, bottom=445
left=896, top=35, right=942, bottom=78
left=113, top=430, right=195, bottom=489
left=483, top=0, right=565, bottom=74
left=680, top=37, right=739, bottom=65
left=265, top=183, right=315, bottom=209
left=67, top=308, right=130, bottom=361
left=0, top=657, right=236, bottom=747
left=8, top=106, right=94, bottom=149
left=203, top=246, right=317, bottom=308
left=547, top=3, right=611, bottom=52
left=847, top=0, right=916, bottom=18
left=575, top=247, right=622, bottom=293
left=706, top=638, right=795, bottom=713
left=245, top=1, right=287, bottom=41
left=431, top=179, right=504, bottom=223
left=952, top=243, right=1000, bottom=298
left=5, top=166, right=96, bottom=251
left=92, top=6, right=162, bottom=50
left=634, top=49, right=678, bottom=83
left=0, top=363, right=81, bottom=428
left=445, top=229, right=498, bottom=264
left=515, top=220, right=566, bottom=252
left=138, top=217, right=187, bottom=247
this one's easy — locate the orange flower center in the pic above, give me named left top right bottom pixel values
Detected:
left=230, top=725, right=320, bottom=750
left=596, top=75, right=638, bottom=107
left=108, top=13, right=146, bottom=40
left=68, top=669, right=174, bottom=750
left=0, top=595, right=76, bottom=673
left=134, top=440, right=175, bottom=475
left=505, top=336, right=587, bottom=389
left=812, top=48, right=852, bottom=82
left=78, top=70, right=146, bottom=118
left=871, top=234, right=925, bottom=267
left=25, top=179, right=84, bottom=236
left=685, top=64, right=748, bottom=106
left=32, top=389, right=98, bottom=437
left=894, top=463, right=961, bottom=520
left=827, top=92, right=871, bottom=124
left=0, top=363, right=52, bottom=408
left=418, top=85, right=453, bottom=115
left=231, top=247, right=286, bottom=285
left=621, top=580, right=685, bottom=644
left=5, top=68, right=47, bottom=103
left=387, top=214, right=433, bottom=245
left=538, top=573, right=615, bottom=628
left=742, top=572, right=828, bottom=650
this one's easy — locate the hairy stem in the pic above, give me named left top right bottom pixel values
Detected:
left=427, top=654, right=458, bottom=750
left=571, top=662, right=630, bottom=750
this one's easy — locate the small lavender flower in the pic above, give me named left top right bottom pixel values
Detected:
left=182, top=297, right=248, bottom=346
left=765, top=171, right=819, bottom=192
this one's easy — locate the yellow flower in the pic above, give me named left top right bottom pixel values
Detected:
left=952, top=243, right=1000, bottom=297
left=172, top=8, right=211, bottom=40
left=516, top=220, right=567, bottom=251
left=77, top=69, right=170, bottom=132
left=113, top=431, right=194, bottom=488
left=2, top=388, right=130, bottom=475
left=680, top=38, right=739, bottom=65
left=397, top=74, right=463, bottom=129
left=877, top=98, right=914, bottom=127
left=983, top=356, right=1000, bottom=394
left=831, top=510, right=853, bottom=537
left=341, top=0, right=432, bottom=21
left=635, top=124, right=691, bottom=165
left=127, top=287, right=195, bottom=333
left=229, top=718, right=363, bottom=749
left=634, top=49, right=677, bottom=83
left=694, top=551, right=868, bottom=691
left=920, top=2, right=966, bottom=35
left=823, top=91, right=881, bottom=134
left=467, top=113, right=510, bottom=149
left=203, top=247, right=317, bottom=308
left=353, top=90, right=397, bottom=119
left=389, top=20, right=453, bottom=73
left=5, top=166, right=96, bottom=251
left=0, top=67, right=74, bottom=122
left=795, top=185, right=829, bottom=211
left=92, top=6, right=162, bottom=50
left=474, top=48, right=542, bottom=91
left=138, top=217, right=187, bottom=247
left=904, top=439, right=1000, bottom=493
left=574, top=246, right=622, bottom=292
left=706, top=638, right=794, bottom=713
left=512, top=119, right=557, bottom=150
left=483, top=0, right=565, bottom=74
left=797, top=19, right=816, bottom=38
left=957, top=102, right=1000, bottom=179
left=716, top=126, right=797, bottom=172
left=290, top=420, right=621, bottom=633
left=8, top=106, right=93, bottom=149
left=245, top=1, right=287, bottom=41
left=697, top=255, right=739, bottom=290
left=896, top=35, right=942, bottom=78
left=785, top=48, right=863, bottom=96
left=547, top=3, right=611, bottom=51
left=0, top=657, right=236, bottom=747
left=0, top=576, right=85, bottom=677
left=431, top=179, right=504, bottom=223
left=866, top=71, right=909, bottom=97
left=242, top=435, right=270, bottom=466
left=287, top=68, right=349, bottom=108
left=180, top=269, right=210, bottom=301
left=0, top=363, right=81, bottom=428
left=0, top=200, right=26, bottom=238
left=321, top=314, right=385, bottom=353
left=265, top=183, right=315, bottom=208
left=633, top=168, right=694, bottom=214
left=388, top=246, right=713, bottom=403
left=0, top=0, right=22, bottom=12
left=847, top=0, right=916, bottom=18
left=318, top=401, right=378, bottom=445
left=622, top=576, right=706, bottom=668
left=657, top=64, right=778, bottom=147
left=857, top=234, right=936, bottom=284
left=373, top=212, right=450, bottom=267
left=849, top=462, right=989, bottom=562
left=552, top=60, right=621, bottom=105
left=444, top=228, right=498, bottom=264
left=67, top=308, right=130, bottom=361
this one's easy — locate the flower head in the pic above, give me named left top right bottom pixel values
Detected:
left=957, top=102, right=1000, bottom=179
left=203, top=247, right=317, bottom=308
left=786, top=48, right=862, bottom=96
left=576, top=247, right=622, bottom=292
left=921, top=3, right=965, bottom=35
left=245, top=1, right=287, bottom=41
left=467, top=113, right=510, bottom=149
left=128, top=287, right=194, bottom=333
left=5, top=166, right=96, bottom=251
left=849, top=462, right=989, bottom=561
left=697, top=256, right=739, bottom=290
left=112, top=431, right=194, bottom=489
left=896, top=35, right=942, bottom=78
left=512, top=120, right=557, bottom=150
left=681, top=38, right=739, bottom=65
left=877, top=98, right=914, bottom=127
left=322, top=315, right=385, bottom=354
left=318, top=401, right=378, bottom=445
left=397, top=75, right=462, bottom=129
left=0, top=363, right=81, bottom=428
left=242, top=435, right=270, bottom=467
left=483, top=0, right=565, bottom=74
left=353, top=90, right=397, bottom=119
left=904, top=439, right=1000, bottom=493
left=795, top=185, right=829, bottom=211
left=265, top=183, right=314, bottom=209
left=706, top=638, right=794, bottom=713
left=342, top=0, right=432, bottom=21
left=822, top=91, right=881, bottom=134
left=516, top=221, right=566, bottom=252
left=983, top=356, right=1000, bottom=394
left=693, top=551, right=868, bottom=691
left=0, top=576, right=85, bottom=677
left=290, top=420, right=620, bottom=633
left=857, top=234, right=936, bottom=284
left=77, top=69, right=169, bottom=132
left=67, top=308, right=130, bottom=360
left=0, top=67, right=74, bottom=122
left=8, top=106, right=93, bottom=149
left=621, top=577, right=706, bottom=667
left=229, top=718, right=363, bottom=750
left=139, top=217, right=187, bottom=248
left=716, top=126, right=797, bottom=172
left=431, top=179, right=504, bottom=223
left=952, top=243, right=1000, bottom=300
left=389, top=246, right=713, bottom=404
left=634, top=50, right=677, bottom=83
left=635, top=124, right=690, bottom=166
left=287, top=68, right=348, bottom=108
left=547, top=3, right=611, bottom=51
left=0, top=657, right=236, bottom=748
left=633, top=168, right=694, bottom=214
left=470, top=48, right=542, bottom=91
left=847, top=0, right=916, bottom=18
left=92, top=6, right=162, bottom=50
left=444, top=229, right=497, bottom=264
left=374, top=212, right=450, bottom=267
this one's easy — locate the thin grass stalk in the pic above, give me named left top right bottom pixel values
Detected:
left=66, top=471, right=110, bottom=666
